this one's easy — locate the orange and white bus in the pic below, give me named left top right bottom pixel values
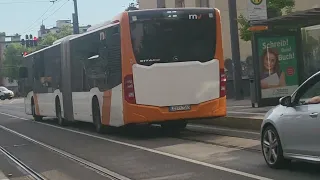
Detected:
left=19, top=8, right=226, bottom=133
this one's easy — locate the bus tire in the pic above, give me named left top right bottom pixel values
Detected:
left=56, top=98, right=66, bottom=126
left=92, top=97, right=105, bottom=134
left=31, top=98, right=42, bottom=122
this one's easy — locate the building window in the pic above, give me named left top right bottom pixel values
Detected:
left=175, top=0, right=185, bottom=7
left=157, top=0, right=165, bottom=8
left=196, top=0, right=209, bottom=7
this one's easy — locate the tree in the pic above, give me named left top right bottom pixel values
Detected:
left=38, top=25, right=72, bottom=47
left=2, top=25, right=72, bottom=81
left=1, top=44, right=33, bottom=81
left=238, top=0, right=295, bottom=41
left=125, top=3, right=138, bottom=11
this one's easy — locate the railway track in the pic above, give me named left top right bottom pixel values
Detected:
left=0, top=125, right=131, bottom=180
left=0, top=146, right=46, bottom=180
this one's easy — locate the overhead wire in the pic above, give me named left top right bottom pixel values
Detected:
left=23, top=0, right=70, bottom=34
left=42, top=0, right=70, bottom=21
left=21, top=0, right=69, bottom=35
left=21, top=1, right=58, bottom=34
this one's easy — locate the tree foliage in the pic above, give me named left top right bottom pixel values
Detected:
left=2, top=25, right=72, bottom=81
left=238, top=0, right=295, bottom=41
left=2, top=44, right=33, bottom=81
left=38, top=25, right=72, bottom=47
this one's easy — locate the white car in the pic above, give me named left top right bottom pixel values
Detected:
left=0, top=86, right=14, bottom=100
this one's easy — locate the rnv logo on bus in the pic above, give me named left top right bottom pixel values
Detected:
left=189, top=14, right=202, bottom=19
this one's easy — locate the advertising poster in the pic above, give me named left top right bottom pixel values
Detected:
left=257, top=36, right=299, bottom=99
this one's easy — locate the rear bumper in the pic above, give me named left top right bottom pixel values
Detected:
left=124, top=97, right=226, bottom=124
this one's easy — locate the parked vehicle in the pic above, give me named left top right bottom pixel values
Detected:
left=261, top=71, right=320, bottom=168
left=0, top=86, right=14, bottom=100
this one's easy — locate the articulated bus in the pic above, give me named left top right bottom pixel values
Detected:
left=19, top=8, right=226, bottom=133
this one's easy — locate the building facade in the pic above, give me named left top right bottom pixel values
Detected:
left=138, top=0, right=320, bottom=61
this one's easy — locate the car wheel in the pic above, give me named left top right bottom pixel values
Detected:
left=0, top=96, right=5, bottom=100
left=262, top=125, right=289, bottom=169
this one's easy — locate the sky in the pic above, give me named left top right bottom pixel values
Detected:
left=0, top=0, right=136, bottom=36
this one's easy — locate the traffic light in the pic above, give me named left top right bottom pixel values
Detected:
left=21, top=39, right=25, bottom=46
left=24, top=34, right=38, bottom=47
left=25, top=34, right=30, bottom=47
left=29, top=34, right=34, bottom=47
left=33, top=37, right=38, bottom=46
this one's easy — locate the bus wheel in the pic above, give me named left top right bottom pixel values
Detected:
left=31, top=102, right=42, bottom=122
left=92, top=98, right=105, bottom=134
left=56, top=100, right=66, bottom=126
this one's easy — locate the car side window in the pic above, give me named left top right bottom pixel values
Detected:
left=294, top=76, right=320, bottom=105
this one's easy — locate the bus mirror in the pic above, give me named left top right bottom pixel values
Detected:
left=88, top=55, right=99, bottom=60
left=19, top=67, right=28, bottom=78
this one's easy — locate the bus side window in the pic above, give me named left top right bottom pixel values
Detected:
left=102, top=25, right=121, bottom=90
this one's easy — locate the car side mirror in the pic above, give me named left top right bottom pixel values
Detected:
left=279, top=96, right=292, bottom=107
left=19, top=67, right=28, bottom=78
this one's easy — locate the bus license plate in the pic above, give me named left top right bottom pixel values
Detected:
left=169, top=105, right=191, bottom=112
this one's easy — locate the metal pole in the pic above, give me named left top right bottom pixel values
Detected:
left=73, top=0, right=80, bottom=34
left=228, top=0, right=244, bottom=100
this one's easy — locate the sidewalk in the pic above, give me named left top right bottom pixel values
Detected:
left=226, top=98, right=273, bottom=119
left=192, top=98, right=276, bottom=131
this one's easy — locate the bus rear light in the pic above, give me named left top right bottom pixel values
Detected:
left=220, top=69, right=226, bottom=97
left=124, top=74, right=136, bottom=104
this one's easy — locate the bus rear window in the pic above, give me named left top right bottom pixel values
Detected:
left=130, top=18, right=216, bottom=66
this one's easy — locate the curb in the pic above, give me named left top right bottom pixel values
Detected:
left=191, top=116, right=263, bottom=131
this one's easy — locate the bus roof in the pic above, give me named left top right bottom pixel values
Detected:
left=24, top=12, right=125, bottom=58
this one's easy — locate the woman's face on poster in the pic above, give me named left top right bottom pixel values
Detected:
left=263, top=52, right=277, bottom=71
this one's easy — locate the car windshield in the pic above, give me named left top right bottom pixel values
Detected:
left=130, top=18, right=216, bottom=66
left=0, top=87, right=8, bottom=91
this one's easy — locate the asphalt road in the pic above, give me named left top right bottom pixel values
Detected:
left=0, top=99, right=320, bottom=180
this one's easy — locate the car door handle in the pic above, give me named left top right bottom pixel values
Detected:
left=309, top=112, right=318, bottom=118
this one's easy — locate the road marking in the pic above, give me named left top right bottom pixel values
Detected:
left=187, top=124, right=260, bottom=135
left=0, top=112, right=272, bottom=180
left=9, top=99, right=18, bottom=104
